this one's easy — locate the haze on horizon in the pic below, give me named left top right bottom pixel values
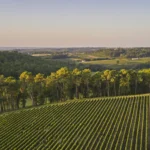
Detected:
left=0, top=0, right=150, bottom=47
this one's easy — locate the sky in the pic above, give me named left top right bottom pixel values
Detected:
left=0, top=0, right=150, bottom=47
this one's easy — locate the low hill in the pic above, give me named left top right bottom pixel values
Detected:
left=0, top=95, right=149, bottom=150
left=0, top=51, right=75, bottom=78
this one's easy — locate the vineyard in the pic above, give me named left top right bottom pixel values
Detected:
left=0, top=95, right=149, bottom=150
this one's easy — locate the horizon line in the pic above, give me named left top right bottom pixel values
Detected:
left=0, top=46, right=150, bottom=49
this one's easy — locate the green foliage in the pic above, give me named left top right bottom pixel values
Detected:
left=91, top=47, right=150, bottom=58
left=0, top=51, right=76, bottom=78
left=1, top=67, right=150, bottom=112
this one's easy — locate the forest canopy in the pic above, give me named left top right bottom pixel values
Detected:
left=0, top=51, right=76, bottom=78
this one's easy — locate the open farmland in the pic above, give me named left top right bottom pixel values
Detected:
left=81, top=57, right=150, bottom=65
left=0, top=95, right=149, bottom=150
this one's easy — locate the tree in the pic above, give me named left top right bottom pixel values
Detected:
left=55, top=67, right=70, bottom=101
left=90, top=71, right=102, bottom=97
left=72, top=68, right=82, bottom=99
left=116, top=60, right=119, bottom=65
left=81, top=69, right=91, bottom=98
left=138, top=69, right=150, bottom=93
left=34, top=73, right=45, bottom=105
left=46, top=72, right=58, bottom=102
left=119, top=69, right=131, bottom=95
left=4, top=76, right=18, bottom=110
left=129, top=70, right=143, bottom=94
left=19, top=71, right=37, bottom=106
left=0, top=75, right=5, bottom=112
left=109, top=70, right=118, bottom=96
left=101, top=70, right=111, bottom=96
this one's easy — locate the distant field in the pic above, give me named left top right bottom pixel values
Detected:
left=81, top=57, right=150, bottom=65
left=32, top=54, right=51, bottom=57
left=31, top=51, right=150, bottom=67
left=0, top=95, right=149, bottom=150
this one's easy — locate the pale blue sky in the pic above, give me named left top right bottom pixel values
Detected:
left=0, top=0, right=150, bottom=47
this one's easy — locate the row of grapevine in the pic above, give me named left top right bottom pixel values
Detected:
left=0, top=95, right=149, bottom=150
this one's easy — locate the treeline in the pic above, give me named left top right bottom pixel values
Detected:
left=91, top=47, right=150, bottom=58
left=1, top=67, right=150, bottom=113
left=82, top=57, right=110, bottom=61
